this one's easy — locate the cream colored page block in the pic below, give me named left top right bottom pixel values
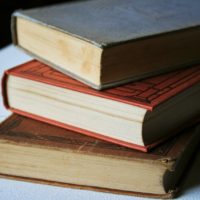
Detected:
left=7, top=76, right=146, bottom=145
left=0, top=143, right=166, bottom=194
left=17, top=17, right=102, bottom=84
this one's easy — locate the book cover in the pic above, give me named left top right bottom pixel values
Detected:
left=0, top=114, right=199, bottom=198
left=12, top=0, right=200, bottom=47
left=2, top=60, right=200, bottom=111
left=11, top=0, right=200, bottom=89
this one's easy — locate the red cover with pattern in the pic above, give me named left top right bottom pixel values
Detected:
left=2, top=60, right=200, bottom=151
left=3, top=60, right=200, bottom=110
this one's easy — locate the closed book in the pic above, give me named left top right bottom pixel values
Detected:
left=2, top=60, right=200, bottom=151
left=12, top=0, right=200, bottom=89
left=0, top=115, right=200, bottom=198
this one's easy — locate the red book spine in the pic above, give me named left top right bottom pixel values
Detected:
left=2, top=70, right=9, bottom=110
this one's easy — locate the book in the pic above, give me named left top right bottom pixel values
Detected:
left=2, top=60, right=200, bottom=151
left=0, top=114, right=199, bottom=198
left=12, top=0, right=200, bottom=89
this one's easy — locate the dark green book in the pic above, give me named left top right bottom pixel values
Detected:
left=12, top=0, right=200, bottom=89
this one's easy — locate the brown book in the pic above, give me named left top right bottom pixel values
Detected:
left=0, top=115, right=199, bottom=198
left=12, top=0, right=200, bottom=89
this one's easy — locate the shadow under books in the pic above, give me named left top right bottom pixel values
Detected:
left=179, top=147, right=200, bottom=195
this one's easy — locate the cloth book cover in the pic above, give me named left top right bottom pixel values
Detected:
left=11, top=0, right=200, bottom=89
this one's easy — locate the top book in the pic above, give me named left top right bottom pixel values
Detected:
left=12, top=0, right=200, bottom=89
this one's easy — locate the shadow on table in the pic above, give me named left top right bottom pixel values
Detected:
left=179, top=147, right=200, bottom=196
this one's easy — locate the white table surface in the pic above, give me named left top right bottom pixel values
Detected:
left=0, top=45, right=199, bottom=200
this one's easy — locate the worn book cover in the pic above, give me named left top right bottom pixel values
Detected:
left=12, top=0, right=200, bottom=89
left=12, top=0, right=200, bottom=46
left=0, top=115, right=199, bottom=198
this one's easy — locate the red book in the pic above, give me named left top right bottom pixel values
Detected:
left=2, top=60, right=200, bottom=151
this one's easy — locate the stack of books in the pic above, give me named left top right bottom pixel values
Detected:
left=1, top=0, right=200, bottom=198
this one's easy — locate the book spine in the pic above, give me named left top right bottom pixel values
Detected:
left=1, top=70, right=10, bottom=109
left=11, top=11, right=19, bottom=46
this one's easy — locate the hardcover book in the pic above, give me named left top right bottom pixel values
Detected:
left=2, top=60, right=200, bottom=151
left=12, top=0, right=200, bottom=89
left=0, top=115, right=199, bottom=198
